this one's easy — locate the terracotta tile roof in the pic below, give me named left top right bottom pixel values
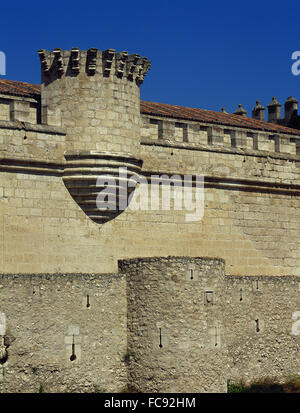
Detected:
left=140, top=100, right=300, bottom=136
left=0, top=79, right=40, bottom=98
left=1, top=79, right=300, bottom=136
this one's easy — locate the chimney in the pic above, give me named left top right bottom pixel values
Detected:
left=234, top=104, right=247, bottom=117
left=284, top=96, right=298, bottom=124
left=221, top=107, right=228, bottom=114
left=267, top=96, right=281, bottom=123
left=252, top=100, right=265, bottom=121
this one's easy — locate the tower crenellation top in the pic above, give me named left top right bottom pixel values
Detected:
left=38, top=48, right=151, bottom=85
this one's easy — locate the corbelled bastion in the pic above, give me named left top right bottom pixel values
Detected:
left=0, top=47, right=299, bottom=392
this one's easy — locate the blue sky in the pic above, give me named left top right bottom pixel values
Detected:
left=1, top=0, right=300, bottom=116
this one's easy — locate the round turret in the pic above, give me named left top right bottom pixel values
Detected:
left=38, top=48, right=151, bottom=223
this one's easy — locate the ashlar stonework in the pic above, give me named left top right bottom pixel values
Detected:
left=0, top=48, right=299, bottom=392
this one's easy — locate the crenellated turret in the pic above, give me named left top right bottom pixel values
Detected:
left=38, top=47, right=151, bottom=154
left=38, top=48, right=151, bottom=84
left=38, top=47, right=151, bottom=224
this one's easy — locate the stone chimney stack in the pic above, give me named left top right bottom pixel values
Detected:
left=234, top=104, right=247, bottom=117
left=252, top=100, right=265, bottom=121
left=284, top=96, right=298, bottom=124
left=267, top=96, right=281, bottom=123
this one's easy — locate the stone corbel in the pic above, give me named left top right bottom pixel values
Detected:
left=70, top=47, right=80, bottom=74
left=102, top=49, right=115, bottom=77
left=136, top=57, right=151, bottom=85
left=127, top=54, right=140, bottom=81
left=87, top=48, right=98, bottom=75
left=38, top=50, right=50, bottom=73
left=115, top=51, right=128, bottom=78
left=53, top=48, right=64, bottom=77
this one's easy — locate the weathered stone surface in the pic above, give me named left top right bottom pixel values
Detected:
left=0, top=258, right=298, bottom=393
left=0, top=48, right=299, bottom=392
left=120, top=257, right=228, bottom=393
left=0, top=273, right=127, bottom=393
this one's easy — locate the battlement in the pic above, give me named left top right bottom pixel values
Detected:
left=141, top=114, right=300, bottom=156
left=1, top=79, right=300, bottom=158
left=0, top=49, right=300, bottom=393
left=38, top=48, right=151, bottom=84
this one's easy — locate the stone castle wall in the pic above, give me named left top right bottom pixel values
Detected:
left=120, top=257, right=228, bottom=393
left=120, top=257, right=299, bottom=392
left=0, top=272, right=127, bottom=393
left=0, top=95, right=40, bottom=124
left=1, top=118, right=300, bottom=276
left=225, top=274, right=300, bottom=385
left=0, top=257, right=298, bottom=393
left=0, top=48, right=299, bottom=392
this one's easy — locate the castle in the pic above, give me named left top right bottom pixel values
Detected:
left=0, top=47, right=299, bottom=393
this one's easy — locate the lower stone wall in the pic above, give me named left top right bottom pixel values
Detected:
left=120, top=257, right=229, bottom=393
left=225, top=275, right=300, bottom=385
left=0, top=257, right=299, bottom=393
left=0, top=273, right=127, bottom=393
left=120, top=256, right=300, bottom=392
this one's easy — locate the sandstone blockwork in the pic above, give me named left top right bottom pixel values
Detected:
left=0, top=48, right=299, bottom=392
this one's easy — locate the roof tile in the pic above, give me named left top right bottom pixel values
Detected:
left=1, top=79, right=299, bottom=136
left=140, top=100, right=300, bottom=136
left=0, top=79, right=40, bottom=98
